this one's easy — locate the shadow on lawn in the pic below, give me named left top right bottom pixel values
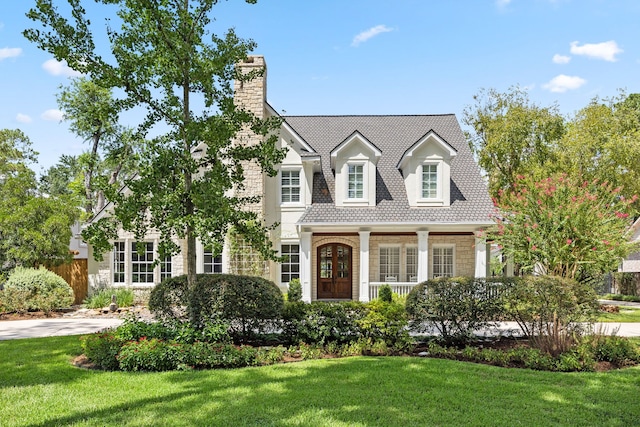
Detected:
left=23, top=357, right=640, bottom=427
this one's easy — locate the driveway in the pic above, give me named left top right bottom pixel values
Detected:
left=0, top=317, right=123, bottom=341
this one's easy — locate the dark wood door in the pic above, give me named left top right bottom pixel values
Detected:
left=317, top=243, right=352, bottom=299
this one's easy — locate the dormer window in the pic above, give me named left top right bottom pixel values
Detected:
left=397, top=130, right=457, bottom=208
left=281, top=170, right=301, bottom=203
left=347, top=164, right=364, bottom=199
left=421, top=163, right=439, bottom=199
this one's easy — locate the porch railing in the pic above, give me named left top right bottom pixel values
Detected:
left=369, top=282, right=418, bottom=300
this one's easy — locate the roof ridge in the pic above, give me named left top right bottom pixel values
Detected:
left=283, top=114, right=456, bottom=118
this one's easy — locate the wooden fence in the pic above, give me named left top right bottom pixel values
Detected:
left=47, top=259, right=88, bottom=305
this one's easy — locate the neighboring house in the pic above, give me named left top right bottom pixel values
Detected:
left=620, top=217, right=640, bottom=272
left=87, top=56, right=495, bottom=302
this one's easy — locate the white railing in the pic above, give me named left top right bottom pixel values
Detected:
left=369, top=282, right=418, bottom=300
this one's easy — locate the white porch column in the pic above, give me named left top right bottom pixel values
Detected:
left=300, top=231, right=312, bottom=303
left=358, top=231, right=371, bottom=302
left=474, top=231, right=488, bottom=278
left=417, top=231, right=429, bottom=282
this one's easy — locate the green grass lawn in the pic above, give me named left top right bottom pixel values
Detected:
left=1, top=336, right=640, bottom=427
left=597, top=306, right=640, bottom=323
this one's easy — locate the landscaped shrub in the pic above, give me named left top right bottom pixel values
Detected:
left=287, top=278, right=302, bottom=302
left=604, top=294, right=640, bottom=303
left=378, top=284, right=393, bottom=303
left=117, top=337, right=183, bottom=372
left=580, top=334, right=640, bottom=367
left=283, top=301, right=366, bottom=346
left=1, top=267, right=73, bottom=313
left=81, top=331, right=127, bottom=370
left=503, top=275, right=598, bottom=356
left=84, top=287, right=134, bottom=309
left=149, top=274, right=284, bottom=342
left=357, top=299, right=411, bottom=351
left=405, top=277, right=509, bottom=345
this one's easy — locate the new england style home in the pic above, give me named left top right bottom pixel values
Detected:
left=87, top=56, right=495, bottom=302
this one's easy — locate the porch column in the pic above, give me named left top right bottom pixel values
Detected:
left=474, top=231, right=488, bottom=278
left=300, top=231, right=312, bottom=303
left=417, top=231, right=429, bottom=282
left=358, top=231, right=370, bottom=302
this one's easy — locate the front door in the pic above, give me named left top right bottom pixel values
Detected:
left=317, top=243, right=352, bottom=299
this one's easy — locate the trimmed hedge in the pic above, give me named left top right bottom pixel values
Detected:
left=149, top=274, right=284, bottom=342
left=0, top=267, right=73, bottom=313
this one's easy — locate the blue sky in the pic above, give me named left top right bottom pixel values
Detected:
left=1, top=0, right=639, bottom=173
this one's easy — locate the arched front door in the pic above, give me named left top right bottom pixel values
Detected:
left=317, top=243, right=352, bottom=299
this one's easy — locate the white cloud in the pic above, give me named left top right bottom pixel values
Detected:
left=552, top=54, right=571, bottom=64
left=351, top=25, right=393, bottom=47
left=496, top=0, right=512, bottom=7
left=16, top=114, right=32, bottom=124
left=41, top=109, right=65, bottom=121
left=570, top=40, right=622, bottom=62
left=543, top=74, right=587, bottom=93
left=0, top=47, right=22, bottom=61
left=42, top=58, right=83, bottom=77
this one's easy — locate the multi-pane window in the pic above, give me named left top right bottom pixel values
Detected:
left=131, top=242, right=154, bottom=283
left=347, top=164, right=364, bottom=199
left=422, top=164, right=438, bottom=199
left=203, top=247, right=223, bottom=274
left=160, top=255, right=172, bottom=282
left=280, top=244, right=300, bottom=283
left=113, top=242, right=125, bottom=283
left=433, top=246, right=454, bottom=278
left=379, top=246, right=400, bottom=282
left=281, top=170, right=301, bottom=203
left=405, top=246, right=418, bottom=282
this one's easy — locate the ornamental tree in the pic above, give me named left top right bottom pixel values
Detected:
left=489, top=173, right=639, bottom=279
left=25, top=0, right=285, bottom=294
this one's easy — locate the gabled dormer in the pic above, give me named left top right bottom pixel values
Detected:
left=331, top=131, right=381, bottom=207
left=276, top=117, right=319, bottom=210
left=397, top=130, right=457, bottom=207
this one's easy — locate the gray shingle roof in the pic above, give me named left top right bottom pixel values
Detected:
left=282, top=114, right=494, bottom=225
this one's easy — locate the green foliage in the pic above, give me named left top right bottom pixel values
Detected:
left=377, top=284, right=393, bottom=303
left=287, top=278, right=302, bottom=303
left=25, top=0, right=285, bottom=285
left=83, top=287, right=134, bottom=309
left=283, top=301, right=365, bottom=346
left=490, top=174, right=638, bottom=278
left=604, top=294, right=640, bottom=303
left=405, top=277, right=508, bottom=345
left=463, top=86, right=565, bottom=197
left=613, top=272, right=640, bottom=296
left=81, top=332, right=126, bottom=371
left=117, top=338, right=183, bottom=372
left=2, top=267, right=73, bottom=313
left=503, top=275, right=598, bottom=355
left=357, top=299, right=411, bottom=351
left=580, top=334, right=640, bottom=367
left=0, top=129, right=79, bottom=271
left=149, top=274, right=283, bottom=342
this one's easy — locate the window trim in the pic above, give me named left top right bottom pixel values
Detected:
left=405, top=245, right=418, bottom=282
left=113, top=241, right=126, bottom=284
left=345, top=162, right=366, bottom=202
left=131, top=241, right=155, bottom=285
left=280, top=168, right=302, bottom=205
left=431, top=244, right=455, bottom=279
left=418, top=161, right=443, bottom=203
left=203, top=246, right=223, bottom=274
left=378, top=244, right=401, bottom=282
left=280, top=243, right=300, bottom=284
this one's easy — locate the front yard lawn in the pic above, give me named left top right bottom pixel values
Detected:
left=1, top=336, right=640, bottom=426
left=597, top=306, right=640, bottom=323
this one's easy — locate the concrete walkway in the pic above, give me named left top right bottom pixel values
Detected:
left=0, top=318, right=123, bottom=341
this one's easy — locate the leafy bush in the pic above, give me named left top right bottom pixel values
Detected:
left=81, top=331, right=127, bottom=370
left=287, top=278, right=302, bottom=302
left=580, top=334, right=640, bottom=367
left=604, top=294, right=640, bottom=303
left=503, top=275, right=598, bottom=355
left=378, top=284, right=393, bottom=303
left=1, top=267, right=73, bottom=313
left=84, top=287, right=134, bottom=309
left=405, top=277, right=509, bottom=345
left=283, top=301, right=365, bottom=346
left=357, top=299, right=410, bottom=351
left=149, top=274, right=284, bottom=342
left=117, top=338, right=183, bottom=372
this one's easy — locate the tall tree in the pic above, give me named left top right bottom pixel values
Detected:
left=463, top=86, right=565, bottom=198
left=25, top=1, right=284, bottom=292
left=56, top=77, right=121, bottom=214
left=0, top=129, right=79, bottom=271
left=556, top=92, right=640, bottom=208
